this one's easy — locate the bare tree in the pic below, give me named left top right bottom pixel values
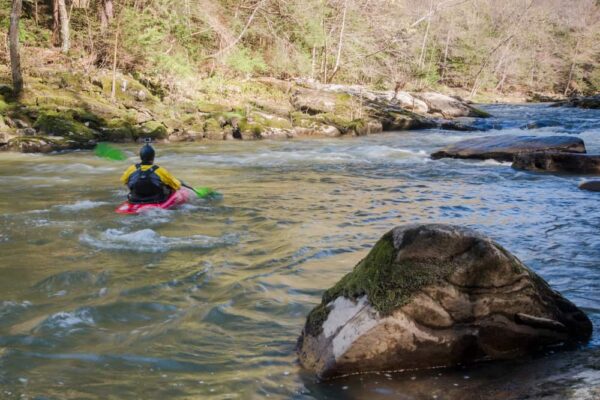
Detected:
left=52, top=0, right=59, bottom=46
left=57, top=0, right=70, bottom=53
left=99, top=0, right=114, bottom=34
left=328, top=0, right=349, bottom=82
left=9, top=0, right=23, bottom=95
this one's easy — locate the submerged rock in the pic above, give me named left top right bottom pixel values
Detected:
left=579, top=180, right=600, bottom=192
left=512, top=152, right=600, bottom=174
left=431, top=135, right=586, bottom=161
left=297, top=224, right=592, bottom=379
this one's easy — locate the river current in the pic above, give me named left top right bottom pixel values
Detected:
left=0, top=104, right=598, bottom=399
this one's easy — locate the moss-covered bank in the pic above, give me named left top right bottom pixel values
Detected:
left=0, top=66, right=491, bottom=153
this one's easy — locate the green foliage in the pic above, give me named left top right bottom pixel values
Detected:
left=225, top=47, right=267, bottom=75
left=4, top=0, right=599, bottom=97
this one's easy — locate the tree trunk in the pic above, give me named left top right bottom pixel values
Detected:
left=564, top=39, right=579, bottom=96
left=329, top=0, right=348, bottom=82
left=99, top=0, right=113, bottom=34
left=111, top=22, right=120, bottom=101
left=9, top=0, right=23, bottom=96
left=418, top=0, right=434, bottom=68
left=52, top=0, right=60, bottom=46
left=57, top=0, right=69, bottom=53
left=311, top=45, right=316, bottom=80
left=441, top=28, right=451, bottom=82
left=104, top=0, right=114, bottom=20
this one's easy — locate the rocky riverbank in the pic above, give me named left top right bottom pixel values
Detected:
left=0, top=67, right=491, bottom=153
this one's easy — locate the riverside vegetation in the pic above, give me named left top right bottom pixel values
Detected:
left=1, top=0, right=600, bottom=152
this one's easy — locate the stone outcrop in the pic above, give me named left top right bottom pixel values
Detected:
left=297, top=224, right=592, bottom=379
left=413, top=92, right=490, bottom=118
left=393, top=91, right=429, bottom=114
left=431, top=135, right=586, bottom=162
left=555, top=94, right=600, bottom=109
left=512, top=152, right=600, bottom=174
left=0, top=70, right=491, bottom=153
left=579, top=180, right=600, bottom=192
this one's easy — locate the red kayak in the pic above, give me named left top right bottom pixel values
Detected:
left=115, top=189, right=192, bottom=214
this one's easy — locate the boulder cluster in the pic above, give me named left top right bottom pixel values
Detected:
left=431, top=134, right=600, bottom=191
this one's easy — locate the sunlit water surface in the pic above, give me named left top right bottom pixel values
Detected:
left=0, top=104, right=598, bottom=399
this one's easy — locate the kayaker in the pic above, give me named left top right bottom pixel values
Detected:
left=120, top=143, right=182, bottom=203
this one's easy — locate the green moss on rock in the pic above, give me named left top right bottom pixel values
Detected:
left=33, top=111, right=95, bottom=141
left=134, top=121, right=167, bottom=140
left=470, top=107, right=492, bottom=118
left=0, top=97, right=11, bottom=114
left=315, top=113, right=365, bottom=134
left=7, top=135, right=93, bottom=153
left=305, top=230, right=459, bottom=336
left=102, top=119, right=135, bottom=142
left=198, top=102, right=231, bottom=113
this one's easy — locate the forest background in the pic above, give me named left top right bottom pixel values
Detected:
left=2, top=0, right=599, bottom=101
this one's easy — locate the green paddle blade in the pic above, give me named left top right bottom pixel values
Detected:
left=192, top=186, right=216, bottom=198
left=94, top=143, right=127, bottom=161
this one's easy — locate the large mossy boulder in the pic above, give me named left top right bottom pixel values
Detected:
left=297, top=224, right=592, bottom=379
left=512, top=152, right=600, bottom=174
left=33, top=111, right=96, bottom=142
left=7, top=136, right=94, bottom=153
left=432, top=135, right=586, bottom=162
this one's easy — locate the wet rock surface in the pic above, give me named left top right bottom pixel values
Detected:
left=309, top=347, right=600, bottom=400
left=579, top=180, right=600, bottom=192
left=297, top=224, right=592, bottom=379
left=431, top=135, right=586, bottom=161
left=557, top=95, right=600, bottom=109
left=512, top=152, right=600, bottom=174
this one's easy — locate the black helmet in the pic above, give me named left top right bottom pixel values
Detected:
left=140, top=144, right=155, bottom=164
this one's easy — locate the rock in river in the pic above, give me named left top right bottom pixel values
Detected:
left=297, top=224, right=592, bottom=379
left=431, top=135, right=586, bottom=162
left=579, top=180, right=600, bottom=192
left=512, top=152, right=600, bottom=174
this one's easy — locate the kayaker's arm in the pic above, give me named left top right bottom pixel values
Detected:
left=155, top=167, right=181, bottom=191
left=120, top=165, right=136, bottom=185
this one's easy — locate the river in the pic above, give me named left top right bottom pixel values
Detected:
left=0, top=104, right=598, bottom=399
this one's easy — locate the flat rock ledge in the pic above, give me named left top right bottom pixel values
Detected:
left=512, top=152, right=600, bottom=174
left=431, top=135, right=586, bottom=162
left=579, top=180, right=600, bottom=192
left=297, top=224, right=592, bottom=379
left=554, top=94, right=600, bottom=109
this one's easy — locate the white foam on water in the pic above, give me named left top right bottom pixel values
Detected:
left=0, top=300, right=32, bottom=318
left=35, top=163, right=119, bottom=174
left=188, top=144, right=429, bottom=168
left=118, top=207, right=173, bottom=226
left=450, top=158, right=513, bottom=168
left=56, top=200, right=109, bottom=212
left=79, top=228, right=238, bottom=252
left=471, top=159, right=513, bottom=167
left=40, top=309, right=95, bottom=331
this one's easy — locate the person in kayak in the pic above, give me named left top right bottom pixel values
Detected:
left=120, top=143, right=182, bottom=204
